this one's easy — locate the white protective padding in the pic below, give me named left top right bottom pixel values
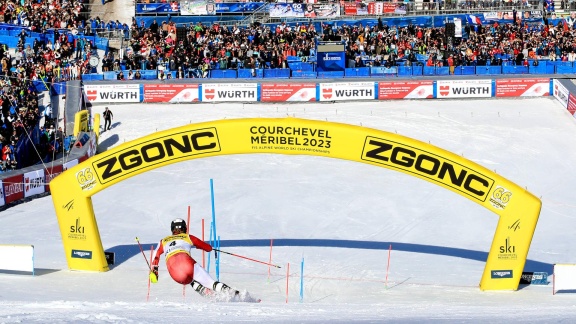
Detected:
left=553, top=264, right=576, bottom=294
left=0, top=245, right=34, bottom=275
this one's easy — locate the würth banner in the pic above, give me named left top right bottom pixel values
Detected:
left=85, top=84, right=141, bottom=103
left=436, top=80, right=493, bottom=98
left=319, top=82, right=375, bottom=101
left=201, top=83, right=258, bottom=102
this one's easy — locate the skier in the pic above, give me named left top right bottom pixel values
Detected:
left=149, top=218, right=240, bottom=298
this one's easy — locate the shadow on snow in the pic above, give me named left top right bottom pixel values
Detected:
left=107, top=238, right=552, bottom=273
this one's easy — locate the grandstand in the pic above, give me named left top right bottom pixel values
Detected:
left=77, top=0, right=574, bottom=80
left=0, top=0, right=574, bottom=177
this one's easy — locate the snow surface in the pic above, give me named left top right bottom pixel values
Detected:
left=2, top=98, right=576, bottom=322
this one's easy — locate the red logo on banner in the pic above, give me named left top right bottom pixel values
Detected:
left=439, top=86, right=450, bottom=96
left=568, top=94, right=576, bottom=115
left=3, top=176, right=24, bottom=204
left=323, top=88, right=332, bottom=99
left=205, top=89, right=215, bottom=100
left=87, top=90, right=97, bottom=101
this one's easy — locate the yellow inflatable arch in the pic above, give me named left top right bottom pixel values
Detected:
left=50, top=118, right=541, bottom=291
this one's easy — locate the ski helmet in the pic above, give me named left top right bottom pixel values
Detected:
left=171, top=218, right=187, bottom=233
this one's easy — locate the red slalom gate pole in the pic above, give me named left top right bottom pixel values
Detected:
left=147, top=246, right=153, bottom=301
left=286, top=262, right=290, bottom=303
left=136, top=236, right=154, bottom=301
left=268, top=239, right=274, bottom=282
left=385, top=244, right=392, bottom=288
left=187, top=206, right=191, bottom=234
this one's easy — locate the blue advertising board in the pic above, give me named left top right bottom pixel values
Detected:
left=317, top=52, right=345, bottom=72
left=215, top=2, right=264, bottom=13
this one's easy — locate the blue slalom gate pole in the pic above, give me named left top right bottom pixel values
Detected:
left=300, top=257, right=304, bottom=303
left=207, top=221, right=213, bottom=273
left=210, top=179, right=217, bottom=245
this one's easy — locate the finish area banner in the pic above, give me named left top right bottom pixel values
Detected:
left=495, top=79, right=550, bottom=97
left=144, top=84, right=199, bottom=102
left=378, top=81, right=433, bottom=99
left=261, top=83, right=316, bottom=102
left=50, top=117, right=541, bottom=292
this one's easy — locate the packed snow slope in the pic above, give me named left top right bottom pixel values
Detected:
left=2, top=98, right=576, bottom=322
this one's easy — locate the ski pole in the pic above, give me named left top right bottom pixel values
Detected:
left=147, top=246, right=153, bottom=302
left=213, top=248, right=282, bottom=268
left=135, top=237, right=152, bottom=270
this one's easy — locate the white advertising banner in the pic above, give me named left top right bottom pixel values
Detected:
left=0, top=180, right=4, bottom=207
left=554, top=264, right=576, bottom=294
left=63, top=159, right=79, bottom=171
left=553, top=79, right=569, bottom=108
left=24, top=170, right=45, bottom=198
left=319, top=82, right=376, bottom=102
left=0, top=245, right=34, bottom=273
left=201, top=83, right=258, bottom=102
left=84, top=84, right=141, bottom=103
left=436, top=80, right=493, bottom=98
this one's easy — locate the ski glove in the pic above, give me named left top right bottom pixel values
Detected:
left=150, top=266, right=159, bottom=283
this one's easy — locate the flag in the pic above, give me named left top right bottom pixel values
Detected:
left=467, top=15, right=482, bottom=25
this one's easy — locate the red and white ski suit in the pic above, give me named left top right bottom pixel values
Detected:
left=151, top=233, right=214, bottom=286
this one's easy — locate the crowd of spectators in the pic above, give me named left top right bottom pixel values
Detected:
left=0, top=73, right=40, bottom=171
left=0, top=0, right=114, bottom=86
left=0, top=0, right=89, bottom=172
left=112, top=10, right=572, bottom=80
left=335, top=18, right=568, bottom=70
left=13, top=29, right=95, bottom=83
left=1, top=0, right=87, bottom=32
left=117, top=19, right=318, bottom=79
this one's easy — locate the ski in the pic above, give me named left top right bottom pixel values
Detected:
left=192, top=281, right=260, bottom=303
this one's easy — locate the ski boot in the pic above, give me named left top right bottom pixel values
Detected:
left=191, top=280, right=213, bottom=297
left=213, top=281, right=241, bottom=301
